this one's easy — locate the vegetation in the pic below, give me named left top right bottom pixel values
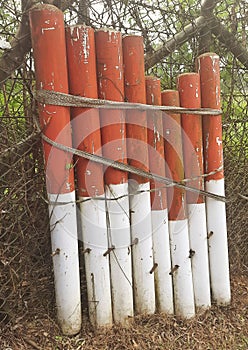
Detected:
left=0, top=0, right=247, bottom=349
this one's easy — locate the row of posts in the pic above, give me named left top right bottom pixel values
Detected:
left=29, top=4, right=231, bottom=335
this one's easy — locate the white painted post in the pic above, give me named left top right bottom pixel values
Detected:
left=48, top=193, right=82, bottom=333
left=123, top=35, right=156, bottom=315
left=162, top=90, right=195, bottom=318
left=29, top=5, right=82, bottom=334
left=145, top=76, right=174, bottom=314
left=80, top=196, right=113, bottom=326
left=95, top=29, right=133, bottom=324
left=197, top=53, right=231, bottom=305
left=178, top=73, right=211, bottom=310
left=65, top=25, right=113, bottom=326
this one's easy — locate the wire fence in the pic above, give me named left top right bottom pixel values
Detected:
left=0, top=0, right=247, bottom=327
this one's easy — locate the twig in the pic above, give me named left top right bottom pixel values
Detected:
left=23, top=337, right=42, bottom=350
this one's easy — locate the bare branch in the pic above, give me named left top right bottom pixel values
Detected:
left=0, top=0, right=75, bottom=85
left=145, top=16, right=206, bottom=70
left=210, top=16, right=248, bottom=69
left=78, top=0, right=90, bottom=25
left=198, top=0, right=219, bottom=54
left=201, top=0, right=220, bottom=14
left=145, top=11, right=248, bottom=70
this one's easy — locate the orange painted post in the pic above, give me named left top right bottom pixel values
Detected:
left=95, top=29, right=133, bottom=324
left=178, top=73, right=211, bottom=310
left=145, top=76, right=173, bottom=314
left=123, top=35, right=155, bottom=315
left=65, top=25, right=112, bottom=327
left=161, top=90, right=195, bottom=318
left=197, top=53, right=231, bottom=305
left=29, top=4, right=81, bottom=335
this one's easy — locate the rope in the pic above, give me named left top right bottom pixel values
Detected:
left=35, top=89, right=222, bottom=115
left=33, top=89, right=246, bottom=205
left=41, top=133, right=228, bottom=203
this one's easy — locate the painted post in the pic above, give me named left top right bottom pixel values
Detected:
left=177, top=73, right=211, bottom=310
left=145, top=77, right=174, bottom=314
left=95, top=29, right=133, bottom=323
left=29, top=4, right=81, bottom=335
left=65, top=25, right=113, bottom=327
left=197, top=53, right=231, bottom=305
left=161, top=90, right=195, bottom=318
left=123, top=35, right=155, bottom=315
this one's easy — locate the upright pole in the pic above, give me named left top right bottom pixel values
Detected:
left=178, top=73, right=211, bottom=310
left=197, top=53, right=231, bottom=305
left=95, top=29, right=133, bottom=323
left=123, top=35, right=155, bottom=315
left=161, top=90, right=195, bottom=318
left=65, top=25, right=113, bottom=327
left=145, top=77, right=174, bottom=314
left=29, top=4, right=81, bottom=335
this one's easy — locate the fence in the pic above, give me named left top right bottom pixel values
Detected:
left=28, top=3, right=232, bottom=334
left=0, top=0, right=247, bottom=334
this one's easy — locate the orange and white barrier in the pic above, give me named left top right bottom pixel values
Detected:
left=95, top=29, right=133, bottom=323
left=123, top=36, right=155, bottom=315
left=65, top=25, right=112, bottom=327
left=178, top=73, right=211, bottom=310
left=29, top=5, right=81, bottom=335
left=30, top=6, right=231, bottom=331
left=197, top=53, right=231, bottom=305
left=162, top=90, right=195, bottom=318
left=145, top=77, right=174, bottom=314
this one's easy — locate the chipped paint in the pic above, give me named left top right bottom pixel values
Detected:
left=82, top=28, right=90, bottom=60
left=195, top=87, right=199, bottom=98
left=205, top=132, right=210, bottom=150
left=41, top=27, right=55, bottom=34
left=216, top=136, right=222, bottom=146
left=65, top=182, right=71, bottom=191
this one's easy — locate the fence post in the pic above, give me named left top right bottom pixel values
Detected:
left=145, top=77, right=174, bottom=314
left=65, top=25, right=113, bottom=327
left=123, top=35, right=155, bottom=315
left=178, top=73, right=211, bottom=310
left=161, top=90, right=195, bottom=318
left=197, top=53, right=231, bottom=305
left=95, top=29, right=133, bottom=323
left=29, top=4, right=81, bottom=335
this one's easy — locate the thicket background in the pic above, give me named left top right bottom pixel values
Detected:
left=0, top=0, right=247, bottom=331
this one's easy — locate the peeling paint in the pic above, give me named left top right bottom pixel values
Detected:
left=216, top=136, right=222, bottom=146
left=205, top=132, right=209, bottom=150
left=82, top=29, right=90, bottom=60
left=41, top=27, right=55, bottom=34
left=65, top=182, right=71, bottom=191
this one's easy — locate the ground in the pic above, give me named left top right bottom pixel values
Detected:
left=0, top=273, right=247, bottom=350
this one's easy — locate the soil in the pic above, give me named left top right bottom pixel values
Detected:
left=0, top=274, right=247, bottom=350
